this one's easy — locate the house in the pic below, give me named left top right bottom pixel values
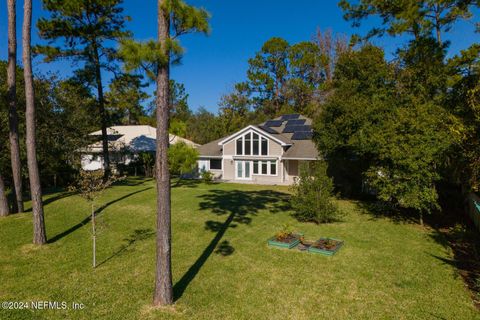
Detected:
left=197, top=114, right=319, bottom=185
left=80, top=125, right=197, bottom=171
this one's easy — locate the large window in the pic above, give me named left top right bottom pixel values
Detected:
left=252, top=133, right=259, bottom=155
left=253, top=160, right=259, bottom=174
left=261, top=137, right=268, bottom=155
left=210, top=159, right=222, bottom=170
left=251, top=160, right=277, bottom=176
left=235, top=131, right=269, bottom=156
left=261, top=161, right=268, bottom=174
left=236, top=138, right=243, bottom=155
left=244, top=133, right=251, bottom=155
left=270, top=161, right=276, bottom=175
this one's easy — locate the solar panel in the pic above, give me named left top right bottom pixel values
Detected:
left=264, top=120, right=284, bottom=127
left=285, top=119, right=306, bottom=126
left=291, top=131, right=313, bottom=140
left=259, top=126, right=278, bottom=134
left=281, top=114, right=300, bottom=120
left=282, top=125, right=312, bottom=133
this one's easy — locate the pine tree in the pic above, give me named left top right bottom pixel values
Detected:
left=23, top=0, right=46, bottom=244
left=0, top=174, right=9, bottom=217
left=119, top=0, right=209, bottom=306
left=7, top=0, right=23, bottom=213
left=36, top=0, right=131, bottom=176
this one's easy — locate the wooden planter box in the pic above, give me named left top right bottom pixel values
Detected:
left=307, top=238, right=344, bottom=256
left=267, top=233, right=303, bottom=249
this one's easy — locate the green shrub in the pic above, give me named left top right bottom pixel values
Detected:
left=290, top=161, right=342, bottom=223
left=201, top=170, right=214, bottom=183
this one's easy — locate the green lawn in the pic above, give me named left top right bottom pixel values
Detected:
left=0, top=178, right=478, bottom=319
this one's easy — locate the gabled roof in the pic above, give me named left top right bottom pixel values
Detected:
left=198, top=114, right=319, bottom=160
left=218, top=125, right=291, bottom=147
left=83, top=125, right=198, bottom=153
left=197, top=137, right=223, bottom=158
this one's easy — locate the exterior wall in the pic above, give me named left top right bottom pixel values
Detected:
left=210, top=169, right=223, bottom=179
left=285, top=160, right=299, bottom=183
left=223, top=158, right=235, bottom=180
left=221, top=130, right=286, bottom=184
left=198, top=158, right=223, bottom=179
left=250, top=160, right=284, bottom=184
left=224, top=140, right=235, bottom=155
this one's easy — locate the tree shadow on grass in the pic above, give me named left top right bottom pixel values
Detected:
left=356, top=200, right=421, bottom=225
left=114, top=178, right=153, bottom=187
left=96, top=228, right=155, bottom=268
left=47, top=187, right=152, bottom=243
left=171, top=178, right=202, bottom=188
left=428, top=224, right=480, bottom=309
left=173, top=189, right=290, bottom=301
left=24, top=191, right=77, bottom=213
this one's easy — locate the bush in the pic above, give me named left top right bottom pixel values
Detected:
left=290, top=161, right=342, bottom=223
left=201, top=170, right=214, bottom=183
left=168, top=142, right=199, bottom=177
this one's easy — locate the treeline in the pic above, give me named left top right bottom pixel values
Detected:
left=184, top=1, right=480, bottom=222
left=182, top=29, right=350, bottom=144
left=314, top=0, right=479, bottom=221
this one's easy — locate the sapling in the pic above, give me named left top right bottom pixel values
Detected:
left=70, top=170, right=121, bottom=268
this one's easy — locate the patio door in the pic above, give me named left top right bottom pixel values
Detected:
left=235, top=160, right=251, bottom=180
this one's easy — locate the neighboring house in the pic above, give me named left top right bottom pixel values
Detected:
left=197, top=114, right=319, bottom=185
left=80, top=125, right=197, bottom=171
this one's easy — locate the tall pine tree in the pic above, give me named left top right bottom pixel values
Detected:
left=36, top=0, right=131, bottom=176
left=7, top=0, right=23, bottom=213
left=119, top=0, right=209, bottom=306
left=23, top=0, right=47, bottom=244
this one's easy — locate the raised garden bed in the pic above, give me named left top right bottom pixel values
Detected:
left=267, top=233, right=303, bottom=249
left=307, top=238, right=344, bottom=256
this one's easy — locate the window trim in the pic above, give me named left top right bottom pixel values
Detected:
left=235, top=130, right=269, bottom=156
left=251, top=160, right=278, bottom=177
left=209, top=159, right=222, bottom=170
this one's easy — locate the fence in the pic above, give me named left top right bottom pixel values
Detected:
left=467, top=192, right=480, bottom=230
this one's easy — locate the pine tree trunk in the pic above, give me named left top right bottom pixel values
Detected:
left=153, top=0, right=173, bottom=306
left=92, top=203, right=96, bottom=268
left=92, top=43, right=111, bottom=177
left=7, top=0, right=24, bottom=213
left=0, top=174, right=10, bottom=217
left=23, top=0, right=46, bottom=245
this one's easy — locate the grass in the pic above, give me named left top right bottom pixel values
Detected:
left=0, top=177, right=478, bottom=319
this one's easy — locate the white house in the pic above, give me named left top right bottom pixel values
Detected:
left=80, top=125, right=197, bottom=171
left=197, top=114, right=319, bottom=185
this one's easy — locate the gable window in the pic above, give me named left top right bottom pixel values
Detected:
left=235, top=130, right=270, bottom=156
left=236, top=138, right=243, bottom=155
left=252, top=133, right=259, bottom=155
left=210, top=159, right=222, bottom=170
left=244, top=133, right=251, bottom=155
left=261, top=137, right=268, bottom=155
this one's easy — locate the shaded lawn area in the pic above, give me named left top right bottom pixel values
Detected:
left=0, top=178, right=478, bottom=319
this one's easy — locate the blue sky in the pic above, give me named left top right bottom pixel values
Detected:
left=0, top=1, right=478, bottom=113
